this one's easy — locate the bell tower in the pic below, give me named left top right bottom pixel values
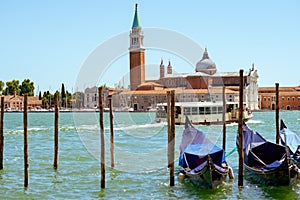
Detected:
left=129, top=4, right=145, bottom=91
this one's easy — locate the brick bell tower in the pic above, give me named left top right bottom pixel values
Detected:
left=129, top=4, right=145, bottom=91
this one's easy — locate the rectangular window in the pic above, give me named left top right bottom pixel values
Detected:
left=199, top=107, right=204, bottom=114
left=183, top=107, right=190, bottom=115
left=191, top=107, right=198, bottom=115
left=205, top=107, right=211, bottom=114
left=218, top=106, right=223, bottom=113
left=212, top=107, right=217, bottom=114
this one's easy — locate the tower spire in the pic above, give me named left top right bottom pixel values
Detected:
left=132, top=3, right=141, bottom=28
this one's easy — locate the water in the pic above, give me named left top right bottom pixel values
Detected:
left=1, top=111, right=300, bottom=199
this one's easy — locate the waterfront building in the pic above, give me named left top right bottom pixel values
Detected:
left=1, top=93, right=42, bottom=111
left=258, top=86, right=300, bottom=110
left=119, top=4, right=260, bottom=111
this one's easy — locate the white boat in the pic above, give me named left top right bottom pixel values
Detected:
left=155, top=101, right=253, bottom=125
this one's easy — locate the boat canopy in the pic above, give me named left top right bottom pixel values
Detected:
left=280, top=119, right=300, bottom=154
left=239, top=123, right=287, bottom=170
left=179, top=116, right=226, bottom=170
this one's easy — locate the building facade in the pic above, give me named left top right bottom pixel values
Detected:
left=126, top=5, right=259, bottom=111
left=258, top=86, right=300, bottom=110
left=2, top=94, right=42, bottom=111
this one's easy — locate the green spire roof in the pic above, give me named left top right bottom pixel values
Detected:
left=132, top=4, right=141, bottom=28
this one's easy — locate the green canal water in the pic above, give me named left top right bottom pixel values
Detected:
left=1, top=111, right=300, bottom=199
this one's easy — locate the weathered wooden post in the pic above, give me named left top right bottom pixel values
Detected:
left=109, top=96, right=114, bottom=168
left=54, top=93, right=59, bottom=170
left=0, top=96, right=4, bottom=170
left=222, top=86, right=226, bottom=151
left=238, top=69, right=244, bottom=187
left=23, top=94, right=29, bottom=187
left=98, top=87, right=105, bottom=189
left=168, top=90, right=175, bottom=186
left=167, top=91, right=171, bottom=169
left=275, top=83, right=280, bottom=144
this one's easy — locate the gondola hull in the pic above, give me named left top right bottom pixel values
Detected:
left=244, top=161, right=298, bottom=186
left=182, top=159, right=229, bottom=189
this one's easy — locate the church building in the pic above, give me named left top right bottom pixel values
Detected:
left=112, top=4, right=259, bottom=111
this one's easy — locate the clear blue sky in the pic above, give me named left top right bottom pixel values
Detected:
left=1, top=1, right=299, bottom=93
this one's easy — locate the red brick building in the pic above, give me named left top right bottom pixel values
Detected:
left=258, top=86, right=300, bottom=110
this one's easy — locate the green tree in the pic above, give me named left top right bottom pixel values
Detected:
left=20, top=79, right=35, bottom=96
left=38, top=91, right=42, bottom=100
left=61, top=83, right=66, bottom=107
left=0, top=80, right=4, bottom=94
left=4, top=80, right=20, bottom=95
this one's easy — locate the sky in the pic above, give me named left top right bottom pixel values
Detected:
left=0, top=1, right=299, bottom=94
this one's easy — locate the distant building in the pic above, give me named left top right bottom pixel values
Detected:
left=122, top=4, right=260, bottom=111
left=2, top=93, right=42, bottom=111
left=258, top=86, right=300, bottom=110
left=83, top=86, right=112, bottom=108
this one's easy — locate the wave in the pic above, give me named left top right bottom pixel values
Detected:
left=247, top=119, right=262, bottom=124
left=7, top=127, right=50, bottom=134
left=114, top=122, right=166, bottom=131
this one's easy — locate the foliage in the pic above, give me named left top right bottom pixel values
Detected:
left=0, top=80, right=4, bottom=94
left=20, top=79, right=35, bottom=96
left=3, top=80, right=21, bottom=95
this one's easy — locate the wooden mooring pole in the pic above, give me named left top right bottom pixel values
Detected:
left=238, top=69, right=244, bottom=187
left=54, top=93, right=59, bottom=170
left=99, top=87, right=105, bottom=189
left=0, top=96, right=4, bottom=170
left=222, top=86, right=226, bottom=151
left=109, top=96, right=114, bottom=168
left=168, top=90, right=175, bottom=186
left=275, top=83, right=280, bottom=144
left=24, top=94, right=29, bottom=187
left=167, top=91, right=171, bottom=169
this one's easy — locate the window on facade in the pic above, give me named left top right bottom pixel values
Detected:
left=268, top=97, right=270, bottom=101
left=212, top=107, right=217, bottom=114
left=218, top=106, right=223, bottom=113
left=298, top=97, right=300, bottom=102
left=191, top=107, right=198, bottom=115
left=199, top=107, right=204, bottom=114
left=183, top=107, right=190, bottom=115
left=282, top=97, right=284, bottom=101
left=94, top=94, right=97, bottom=101
left=205, top=107, right=211, bottom=114
left=264, top=97, right=266, bottom=101
left=292, top=97, right=295, bottom=102
left=272, top=96, right=275, bottom=101
left=288, top=97, right=290, bottom=101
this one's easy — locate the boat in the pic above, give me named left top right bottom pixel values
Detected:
left=156, top=101, right=253, bottom=125
left=237, top=122, right=299, bottom=186
left=178, top=116, right=233, bottom=189
left=280, top=119, right=300, bottom=167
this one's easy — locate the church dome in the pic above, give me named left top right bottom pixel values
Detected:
left=195, top=48, right=217, bottom=75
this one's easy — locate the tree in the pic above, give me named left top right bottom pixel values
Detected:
left=39, top=91, right=42, bottom=100
left=20, top=79, right=35, bottom=96
left=61, top=83, right=66, bottom=107
left=4, top=80, right=20, bottom=95
left=61, top=83, right=66, bottom=99
left=0, top=80, right=4, bottom=94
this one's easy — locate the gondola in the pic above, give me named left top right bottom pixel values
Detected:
left=237, top=122, right=298, bottom=186
left=178, top=116, right=233, bottom=189
left=280, top=119, right=300, bottom=167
